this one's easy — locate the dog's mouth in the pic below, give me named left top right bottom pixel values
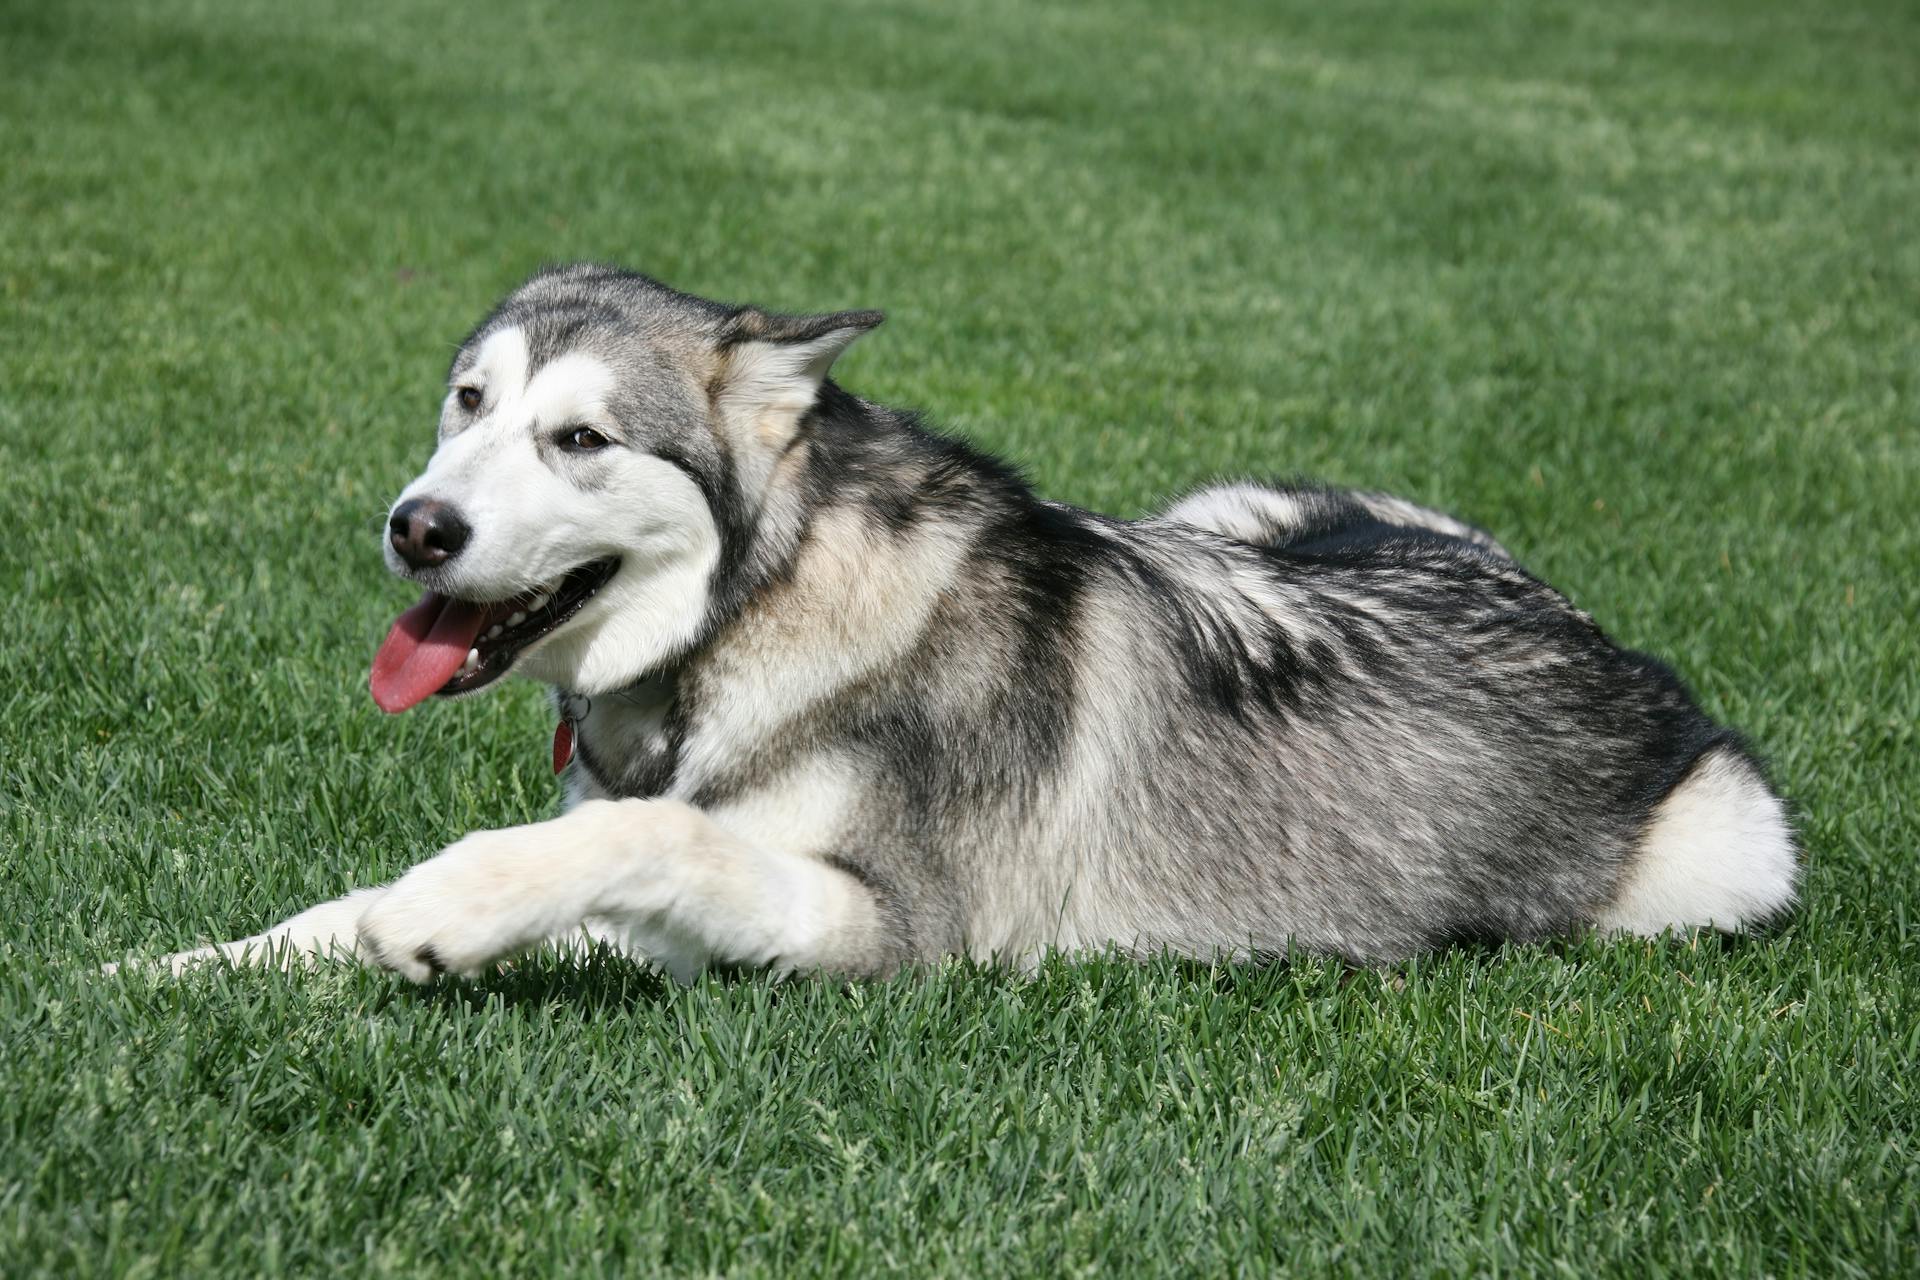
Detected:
left=368, top=557, right=620, bottom=713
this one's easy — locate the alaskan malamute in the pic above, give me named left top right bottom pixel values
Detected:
left=126, top=265, right=1799, bottom=982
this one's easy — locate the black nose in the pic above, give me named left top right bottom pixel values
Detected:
left=388, top=497, right=471, bottom=570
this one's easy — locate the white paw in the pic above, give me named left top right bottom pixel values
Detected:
left=356, top=829, right=587, bottom=982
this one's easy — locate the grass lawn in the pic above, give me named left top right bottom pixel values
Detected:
left=4, top=0, right=1918, bottom=1273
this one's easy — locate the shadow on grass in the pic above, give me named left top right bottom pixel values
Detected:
left=384, top=922, right=1780, bottom=1020
left=409, top=947, right=681, bottom=1018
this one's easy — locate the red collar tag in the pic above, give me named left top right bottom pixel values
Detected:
left=552, top=719, right=576, bottom=774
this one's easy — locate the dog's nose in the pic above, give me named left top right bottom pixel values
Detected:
left=388, top=498, right=472, bottom=570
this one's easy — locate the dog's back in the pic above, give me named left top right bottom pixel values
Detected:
left=868, top=473, right=1801, bottom=965
left=1167, top=480, right=1796, bottom=944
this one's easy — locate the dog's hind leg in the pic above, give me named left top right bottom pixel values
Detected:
left=354, top=798, right=891, bottom=983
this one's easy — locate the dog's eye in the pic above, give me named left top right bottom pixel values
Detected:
left=560, top=426, right=610, bottom=452
left=456, top=386, right=483, bottom=411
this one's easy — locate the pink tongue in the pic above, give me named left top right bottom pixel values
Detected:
left=369, top=592, right=489, bottom=713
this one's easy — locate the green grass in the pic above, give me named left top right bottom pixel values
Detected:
left=3, top=0, right=1917, bottom=1273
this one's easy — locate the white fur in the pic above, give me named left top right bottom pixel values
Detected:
left=349, top=799, right=879, bottom=983
left=1598, top=747, right=1799, bottom=936
left=1162, top=483, right=1310, bottom=544
left=714, top=323, right=872, bottom=502
left=449, top=326, right=532, bottom=420
left=106, top=888, right=383, bottom=976
left=135, top=802, right=878, bottom=984
left=706, top=753, right=861, bottom=855
left=670, top=505, right=973, bottom=793
left=392, top=327, right=724, bottom=695
left=1163, top=482, right=1514, bottom=561
left=1351, top=491, right=1510, bottom=556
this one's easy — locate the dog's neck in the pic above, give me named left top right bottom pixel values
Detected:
left=558, top=670, right=681, bottom=800
left=564, top=387, right=1043, bottom=804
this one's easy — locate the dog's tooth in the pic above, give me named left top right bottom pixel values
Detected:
left=460, top=648, right=479, bottom=675
left=507, top=610, right=527, bottom=627
left=485, top=624, right=503, bottom=640
left=530, top=593, right=553, bottom=612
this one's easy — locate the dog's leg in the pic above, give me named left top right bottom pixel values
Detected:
left=109, top=887, right=620, bottom=979
left=354, top=798, right=886, bottom=983
left=106, top=887, right=387, bottom=977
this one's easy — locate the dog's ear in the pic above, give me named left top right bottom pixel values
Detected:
left=713, top=307, right=883, bottom=448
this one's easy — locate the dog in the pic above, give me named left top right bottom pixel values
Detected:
left=126, top=264, right=1799, bottom=983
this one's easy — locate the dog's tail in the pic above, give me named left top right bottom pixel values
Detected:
left=1598, top=742, right=1800, bottom=937
left=1160, top=481, right=1513, bottom=560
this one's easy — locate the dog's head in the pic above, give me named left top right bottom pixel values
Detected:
left=369, top=265, right=880, bottom=712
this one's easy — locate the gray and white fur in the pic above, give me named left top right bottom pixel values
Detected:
left=124, top=265, right=1799, bottom=983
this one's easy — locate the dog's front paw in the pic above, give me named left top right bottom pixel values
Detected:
left=357, top=830, right=586, bottom=983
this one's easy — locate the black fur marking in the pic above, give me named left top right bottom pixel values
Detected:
left=524, top=304, right=626, bottom=376
left=824, top=853, right=886, bottom=896
left=824, top=852, right=924, bottom=958
left=655, top=439, right=751, bottom=605
left=573, top=703, right=685, bottom=801
left=974, top=499, right=1099, bottom=793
